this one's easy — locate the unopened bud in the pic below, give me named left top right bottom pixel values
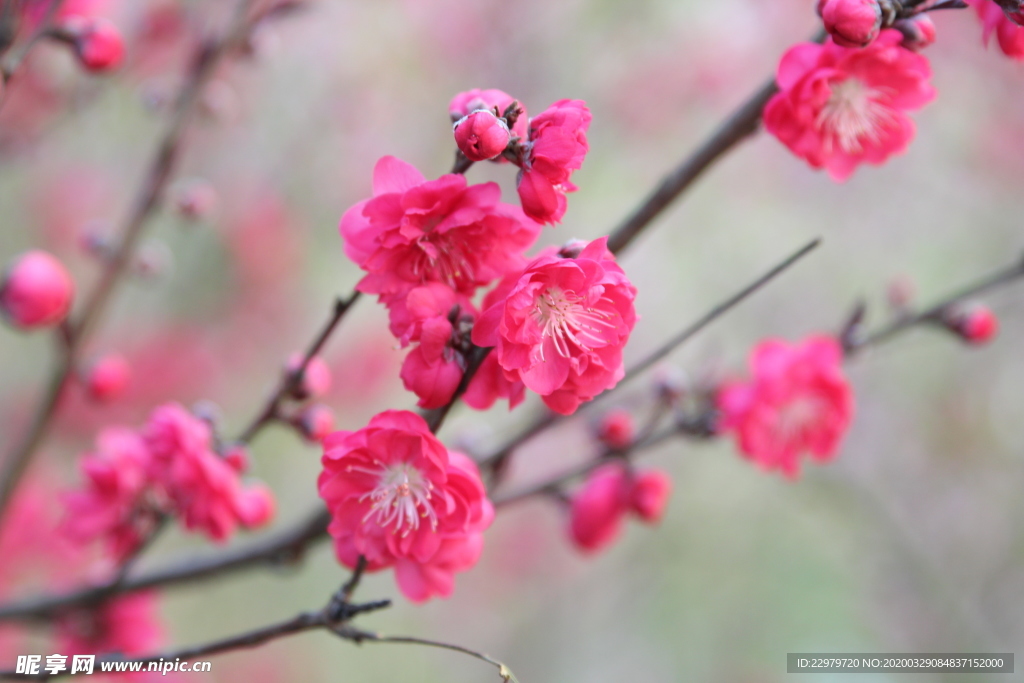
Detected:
left=83, top=353, right=131, bottom=403
left=286, top=353, right=332, bottom=399
left=172, top=178, right=218, bottom=221
left=944, top=304, right=999, bottom=345
left=453, top=110, right=511, bottom=162
left=223, top=444, right=251, bottom=473
left=60, top=16, right=125, bottom=72
left=818, top=0, right=883, bottom=48
left=0, top=250, right=75, bottom=330
left=894, top=15, right=936, bottom=51
left=628, top=469, right=672, bottom=524
left=298, top=404, right=335, bottom=443
left=596, top=409, right=635, bottom=450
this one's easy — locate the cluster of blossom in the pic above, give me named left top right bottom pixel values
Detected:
left=324, top=89, right=641, bottom=599
left=764, top=0, right=1024, bottom=180
left=0, top=482, right=166, bottom=668
left=339, top=89, right=637, bottom=416
left=569, top=464, right=672, bottom=553
left=63, top=403, right=275, bottom=560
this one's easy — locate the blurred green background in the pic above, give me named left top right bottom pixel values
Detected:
left=0, top=0, right=1022, bottom=681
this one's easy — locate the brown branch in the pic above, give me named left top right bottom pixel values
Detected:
left=0, top=506, right=330, bottom=622
left=605, top=29, right=826, bottom=256
left=0, top=0, right=65, bottom=91
left=0, top=0, right=259, bottom=523
left=844, top=254, right=1024, bottom=355
left=237, top=291, right=362, bottom=444
left=422, top=345, right=491, bottom=434
left=0, top=575, right=392, bottom=681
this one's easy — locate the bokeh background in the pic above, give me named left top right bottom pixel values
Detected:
left=1, top=0, right=1022, bottom=681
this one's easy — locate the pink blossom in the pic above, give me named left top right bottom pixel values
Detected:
left=56, top=592, right=163, bottom=657
left=717, top=336, right=854, bottom=478
left=969, top=0, right=1024, bottom=59
left=62, top=428, right=152, bottom=560
left=568, top=464, right=629, bottom=553
left=628, top=470, right=672, bottom=524
left=0, top=250, right=75, bottom=329
left=318, top=410, right=494, bottom=602
left=472, top=237, right=637, bottom=415
left=763, top=31, right=935, bottom=181
left=142, top=403, right=276, bottom=541
left=449, top=88, right=528, bottom=141
left=453, top=110, right=511, bottom=161
left=340, top=156, right=540, bottom=298
left=464, top=279, right=525, bottom=411
left=817, top=0, right=883, bottom=48
left=83, top=354, right=132, bottom=403
left=385, top=283, right=476, bottom=409
left=517, top=100, right=591, bottom=224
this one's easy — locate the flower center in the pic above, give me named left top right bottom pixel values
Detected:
left=775, top=396, right=824, bottom=442
left=410, top=235, right=474, bottom=290
left=816, top=78, right=895, bottom=154
left=531, top=286, right=617, bottom=359
left=350, top=461, right=438, bottom=536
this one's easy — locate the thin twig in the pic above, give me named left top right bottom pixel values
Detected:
left=845, top=255, right=1024, bottom=355
left=0, top=0, right=65, bottom=91
left=0, top=506, right=331, bottom=622
left=237, top=291, right=362, bottom=444
left=337, top=627, right=520, bottom=682
left=0, top=0, right=260, bottom=523
left=606, top=29, right=826, bottom=255
left=423, top=345, right=491, bottom=434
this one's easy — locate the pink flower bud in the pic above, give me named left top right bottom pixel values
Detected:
left=568, top=464, right=630, bottom=553
left=0, top=250, right=75, bottom=329
left=299, top=404, right=335, bottom=443
left=947, top=305, right=999, bottom=345
left=84, top=353, right=131, bottom=403
left=894, top=15, right=936, bottom=51
left=64, top=16, right=125, bottom=72
left=223, top=445, right=250, bottom=473
left=596, top=409, right=635, bottom=450
left=286, top=353, right=332, bottom=399
left=453, top=110, right=511, bottom=161
left=234, top=484, right=276, bottom=528
left=172, top=178, right=218, bottom=221
left=818, top=0, right=883, bottom=48
left=628, top=470, right=672, bottom=524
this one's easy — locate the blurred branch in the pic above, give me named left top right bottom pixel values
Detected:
left=0, top=505, right=331, bottom=622
left=0, top=0, right=260, bottom=523
left=476, top=238, right=822, bottom=476
left=237, top=291, right=362, bottom=444
left=605, top=29, right=826, bottom=255
left=0, top=0, right=65, bottom=92
left=0, top=567, right=392, bottom=681
left=844, top=253, right=1024, bottom=355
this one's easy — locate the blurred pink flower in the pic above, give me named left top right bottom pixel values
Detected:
left=56, top=591, right=163, bottom=657
left=318, top=410, right=494, bottom=602
left=62, top=428, right=152, bottom=560
left=568, top=464, right=629, bottom=553
left=83, top=354, right=132, bottom=403
left=0, top=250, right=75, bottom=330
left=717, top=336, right=854, bottom=478
left=628, top=469, right=672, bottom=524
left=763, top=31, right=935, bottom=181
left=472, top=237, right=637, bottom=415
left=597, top=409, right=635, bottom=450
left=969, top=0, right=1024, bottom=58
